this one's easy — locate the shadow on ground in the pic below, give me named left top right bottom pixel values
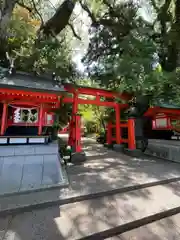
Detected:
left=67, top=140, right=180, bottom=197
left=0, top=206, right=66, bottom=240
left=2, top=138, right=180, bottom=239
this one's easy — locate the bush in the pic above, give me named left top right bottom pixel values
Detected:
left=85, top=121, right=98, bottom=134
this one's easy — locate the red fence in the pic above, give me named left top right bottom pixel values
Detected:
left=106, top=119, right=136, bottom=150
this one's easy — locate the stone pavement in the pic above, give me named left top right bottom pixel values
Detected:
left=2, top=181, right=180, bottom=239
left=1, top=139, right=180, bottom=211
left=108, top=214, right=180, bottom=239
left=1, top=140, right=180, bottom=211
left=1, top=139, right=180, bottom=239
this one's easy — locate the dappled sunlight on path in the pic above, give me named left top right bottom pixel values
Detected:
left=2, top=138, right=180, bottom=239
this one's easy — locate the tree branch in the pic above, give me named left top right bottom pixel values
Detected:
left=150, top=0, right=159, bottom=12
left=17, top=1, right=32, bottom=12
left=44, top=0, right=81, bottom=40
left=46, top=0, right=56, bottom=10
left=31, top=0, right=44, bottom=27
left=68, top=22, right=81, bottom=40
left=102, top=0, right=113, bottom=10
left=79, top=0, right=98, bottom=26
left=39, top=0, right=76, bottom=37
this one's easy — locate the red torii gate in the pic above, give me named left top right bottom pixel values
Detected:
left=0, top=81, right=136, bottom=151
left=61, top=83, right=135, bottom=152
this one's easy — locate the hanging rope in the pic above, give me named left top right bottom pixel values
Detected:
left=11, top=105, right=39, bottom=124
left=8, top=104, right=38, bottom=110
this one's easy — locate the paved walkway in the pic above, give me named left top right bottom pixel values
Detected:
left=1, top=140, right=180, bottom=211
left=109, top=213, right=180, bottom=239
left=2, top=181, right=180, bottom=239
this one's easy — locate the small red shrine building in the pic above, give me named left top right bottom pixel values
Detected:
left=0, top=71, right=65, bottom=144
left=144, top=104, right=180, bottom=139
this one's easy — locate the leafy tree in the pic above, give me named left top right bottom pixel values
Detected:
left=1, top=0, right=180, bottom=72
left=149, top=0, right=180, bottom=72
left=0, top=3, right=76, bottom=78
left=1, top=0, right=180, bottom=104
left=82, top=0, right=179, bottom=104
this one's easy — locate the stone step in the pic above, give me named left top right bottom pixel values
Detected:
left=2, top=180, right=180, bottom=240
left=0, top=177, right=179, bottom=215
left=108, top=213, right=180, bottom=239
left=0, top=143, right=58, bottom=157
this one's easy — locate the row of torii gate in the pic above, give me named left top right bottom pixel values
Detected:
left=61, top=84, right=136, bottom=152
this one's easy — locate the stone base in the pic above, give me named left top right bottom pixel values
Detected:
left=113, top=144, right=125, bottom=152
left=145, top=139, right=180, bottom=163
left=0, top=136, right=49, bottom=145
left=124, top=148, right=142, bottom=157
left=104, top=143, right=113, bottom=149
left=71, top=152, right=86, bottom=164
left=0, top=144, right=68, bottom=196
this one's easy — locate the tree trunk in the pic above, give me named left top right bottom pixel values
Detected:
left=0, top=0, right=18, bottom=38
left=163, top=0, right=180, bottom=71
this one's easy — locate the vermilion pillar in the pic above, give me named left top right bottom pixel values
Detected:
left=115, top=104, right=121, bottom=144
left=68, top=92, right=82, bottom=152
left=107, top=122, right=112, bottom=145
left=167, top=116, right=171, bottom=129
left=71, top=92, right=78, bottom=146
left=72, top=92, right=78, bottom=117
left=128, top=118, right=136, bottom=150
left=1, top=102, right=8, bottom=136
left=38, top=104, right=43, bottom=135
left=75, top=115, right=82, bottom=152
left=68, top=119, right=73, bottom=146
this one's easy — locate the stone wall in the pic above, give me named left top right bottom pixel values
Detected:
left=145, top=140, right=180, bottom=163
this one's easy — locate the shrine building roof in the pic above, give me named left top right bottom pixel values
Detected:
left=0, top=70, right=66, bottom=94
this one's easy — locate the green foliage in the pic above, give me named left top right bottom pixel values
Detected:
left=149, top=0, right=180, bottom=71
left=6, top=7, right=35, bottom=57
left=18, top=36, right=75, bottom=77
left=83, top=0, right=179, bottom=105
left=3, top=4, right=76, bottom=128
left=79, top=99, right=106, bottom=133
left=4, top=5, right=75, bottom=78
left=1, top=0, right=180, bottom=126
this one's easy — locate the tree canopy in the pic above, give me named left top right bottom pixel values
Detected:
left=82, top=0, right=180, bottom=104
left=0, top=0, right=180, bottom=106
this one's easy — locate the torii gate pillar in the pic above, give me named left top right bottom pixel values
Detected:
left=68, top=92, right=82, bottom=152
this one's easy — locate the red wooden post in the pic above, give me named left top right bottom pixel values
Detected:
left=128, top=118, right=136, bottom=150
left=38, top=104, right=43, bottom=135
left=68, top=92, right=82, bottom=152
left=107, top=122, right=112, bottom=145
left=1, top=102, right=8, bottom=135
left=72, top=92, right=78, bottom=114
left=68, top=119, right=73, bottom=146
left=72, top=92, right=78, bottom=144
left=167, top=116, right=171, bottom=129
left=115, top=104, right=121, bottom=144
left=75, top=115, right=82, bottom=152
